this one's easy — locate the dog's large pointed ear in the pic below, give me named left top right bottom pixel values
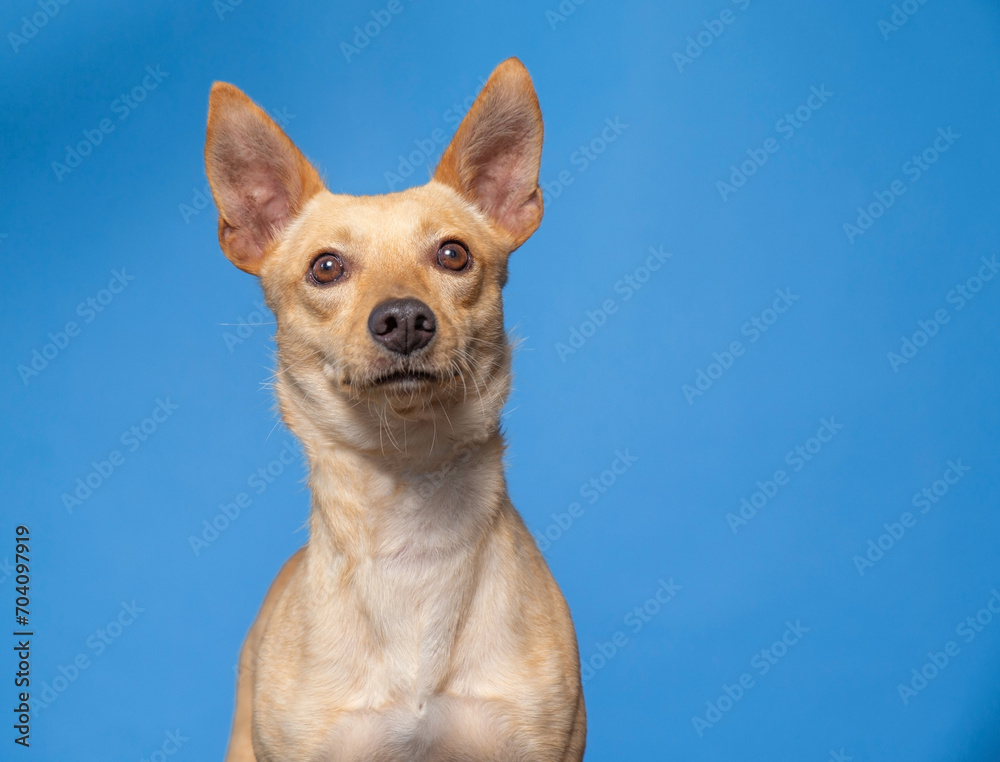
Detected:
left=204, top=83, right=324, bottom=275
left=433, top=58, right=544, bottom=250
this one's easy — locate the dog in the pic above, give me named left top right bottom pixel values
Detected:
left=205, top=58, right=586, bottom=761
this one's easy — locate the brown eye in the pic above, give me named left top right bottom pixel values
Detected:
left=310, top=253, right=344, bottom=284
left=437, top=242, right=469, bottom=272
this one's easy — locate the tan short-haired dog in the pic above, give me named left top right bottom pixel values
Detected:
left=205, top=58, right=586, bottom=762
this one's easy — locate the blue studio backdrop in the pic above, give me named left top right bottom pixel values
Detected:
left=3, top=0, right=1000, bottom=759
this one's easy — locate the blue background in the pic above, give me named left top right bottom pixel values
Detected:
left=3, top=0, right=999, bottom=759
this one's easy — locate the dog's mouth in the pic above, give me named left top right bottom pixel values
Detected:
left=371, top=369, right=442, bottom=387
left=343, top=365, right=454, bottom=394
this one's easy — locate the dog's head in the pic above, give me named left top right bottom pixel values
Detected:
left=204, top=59, right=543, bottom=456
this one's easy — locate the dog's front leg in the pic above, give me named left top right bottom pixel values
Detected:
left=224, top=549, right=305, bottom=761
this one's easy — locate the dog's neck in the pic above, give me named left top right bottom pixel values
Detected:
left=307, top=432, right=506, bottom=566
left=278, top=380, right=510, bottom=574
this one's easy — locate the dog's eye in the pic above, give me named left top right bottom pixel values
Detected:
left=437, top=242, right=469, bottom=272
left=310, top=253, right=344, bottom=284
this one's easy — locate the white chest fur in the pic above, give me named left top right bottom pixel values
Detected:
left=251, top=441, right=547, bottom=761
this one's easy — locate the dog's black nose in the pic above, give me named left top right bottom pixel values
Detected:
left=368, top=298, right=436, bottom=355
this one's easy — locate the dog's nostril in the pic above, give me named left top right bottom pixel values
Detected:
left=374, top=316, right=397, bottom=336
left=368, top=298, right=436, bottom=355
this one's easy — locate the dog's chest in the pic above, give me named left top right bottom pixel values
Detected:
left=309, top=693, right=528, bottom=761
left=353, top=551, right=471, bottom=693
left=256, top=556, right=524, bottom=761
left=252, top=463, right=544, bottom=760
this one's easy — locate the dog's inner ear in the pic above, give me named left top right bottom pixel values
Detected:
left=434, top=58, right=544, bottom=249
left=205, top=83, right=324, bottom=274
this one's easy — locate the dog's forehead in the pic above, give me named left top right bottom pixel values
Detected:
left=292, top=184, right=489, bottom=253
